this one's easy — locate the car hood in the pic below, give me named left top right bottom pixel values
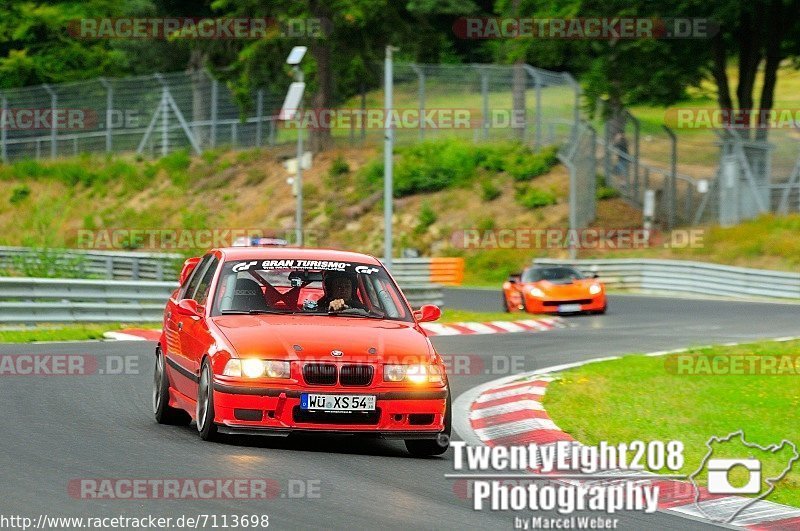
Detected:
left=211, top=314, right=434, bottom=363
left=526, top=279, right=596, bottom=298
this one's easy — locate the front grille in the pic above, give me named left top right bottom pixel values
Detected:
left=303, top=363, right=337, bottom=385
left=542, top=299, right=592, bottom=307
left=339, top=364, right=374, bottom=386
left=293, top=406, right=381, bottom=425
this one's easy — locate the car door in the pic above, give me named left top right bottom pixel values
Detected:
left=180, top=255, right=220, bottom=393
left=167, top=255, right=213, bottom=398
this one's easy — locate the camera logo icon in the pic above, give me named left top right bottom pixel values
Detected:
left=707, top=458, right=761, bottom=494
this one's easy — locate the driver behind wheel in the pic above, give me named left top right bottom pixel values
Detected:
left=317, top=271, right=366, bottom=312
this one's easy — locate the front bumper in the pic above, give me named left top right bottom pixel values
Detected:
left=212, top=383, right=448, bottom=436
left=524, top=294, right=607, bottom=313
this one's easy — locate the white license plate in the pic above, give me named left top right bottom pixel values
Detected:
left=557, top=303, right=582, bottom=313
left=300, top=393, right=376, bottom=411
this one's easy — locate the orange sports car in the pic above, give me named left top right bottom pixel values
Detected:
left=502, top=265, right=607, bottom=314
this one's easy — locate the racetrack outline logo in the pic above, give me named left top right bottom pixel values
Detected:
left=688, top=430, right=799, bottom=523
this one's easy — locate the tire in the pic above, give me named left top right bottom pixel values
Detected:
left=502, top=293, right=510, bottom=312
left=405, top=384, right=452, bottom=457
left=196, top=359, right=220, bottom=441
left=153, top=347, right=190, bottom=425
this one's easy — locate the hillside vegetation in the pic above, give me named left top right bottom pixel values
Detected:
left=1, top=139, right=798, bottom=286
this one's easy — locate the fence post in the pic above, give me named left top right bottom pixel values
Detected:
left=663, top=125, right=677, bottom=228
left=210, top=73, right=218, bottom=149
left=603, top=121, right=612, bottom=181
left=524, top=66, right=543, bottom=150
left=625, top=110, right=640, bottom=201
left=587, top=124, right=597, bottom=220
left=0, top=94, right=7, bottom=163
left=476, top=67, right=489, bottom=141
left=43, top=84, right=57, bottom=159
left=99, top=78, right=113, bottom=153
left=411, top=64, right=425, bottom=141
left=562, top=73, right=581, bottom=148
left=255, top=89, right=264, bottom=146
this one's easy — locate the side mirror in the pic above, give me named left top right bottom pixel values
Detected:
left=414, top=304, right=441, bottom=323
left=592, top=272, right=599, bottom=279
left=507, top=273, right=521, bottom=284
left=179, top=257, right=201, bottom=285
left=175, top=298, right=203, bottom=317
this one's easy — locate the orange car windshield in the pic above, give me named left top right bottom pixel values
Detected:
left=211, top=259, right=413, bottom=322
left=523, top=267, right=585, bottom=283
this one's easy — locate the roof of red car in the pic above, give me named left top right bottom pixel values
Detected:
left=215, top=247, right=383, bottom=265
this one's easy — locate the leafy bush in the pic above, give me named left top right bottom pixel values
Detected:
left=9, top=185, right=30, bottom=204
left=596, top=185, right=620, bottom=200
left=515, top=186, right=557, bottom=209
left=414, top=202, right=438, bottom=235
left=329, top=156, right=350, bottom=177
left=480, top=180, right=502, bottom=201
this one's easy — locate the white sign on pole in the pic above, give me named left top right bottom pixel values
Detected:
left=278, top=82, right=306, bottom=121
left=283, top=152, right=312, bottom=174
left=697, top=179, right=709, bottom=194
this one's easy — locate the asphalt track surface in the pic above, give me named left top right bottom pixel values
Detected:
left=0, top=292, right=797, bottom=530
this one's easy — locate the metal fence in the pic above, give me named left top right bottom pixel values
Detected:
left=0, top=64, right=583, bottom=162
left=0, top=70, right=288, bottom=162
left=594, top=109, right=800, bottom=228
left=559, top=122, right=597, bottom=239
left=535, top=258, right=800, bottom=300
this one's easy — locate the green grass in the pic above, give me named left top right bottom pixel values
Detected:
left=438, top=309, right=541, bottom=323
left=544, top=340, right=800, bottom=507
left=0, top=323, right=161, bottom=343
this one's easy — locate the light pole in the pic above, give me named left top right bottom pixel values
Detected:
left=280, top=46, right=308, bottom=246
left=384, top=45, right=399, bottom=269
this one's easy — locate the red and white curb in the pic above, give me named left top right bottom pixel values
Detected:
left=419, top=317, right=566, bottom=337
left=452, top=337, right=800, bottom=530
left=104, top=317, right=568, bottom=342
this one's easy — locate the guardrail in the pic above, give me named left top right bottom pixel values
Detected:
left=0, top=247, right=465, bottom=286
left=391, top=257, right=464, bottom=286
left=0, top=247, right=182, bottom=281
left=534, top=258, right=800, bottom=300
left=0, top=276, right=445, bottom=324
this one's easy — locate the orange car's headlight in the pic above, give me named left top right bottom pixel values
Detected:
left=589, top=284, right=602, bottom=295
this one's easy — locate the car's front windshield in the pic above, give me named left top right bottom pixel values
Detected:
left=211, top=258, right=413, bottom=322
left=523, top=266, right=585, bottom=283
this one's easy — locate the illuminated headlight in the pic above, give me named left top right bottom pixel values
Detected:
left=223, top=359, right=290, bottom=379
left=589, top=284, right=602, bottom=295
left=529, top=287, right=545, bottom=297
left=384, top=364, right=444, bottom=384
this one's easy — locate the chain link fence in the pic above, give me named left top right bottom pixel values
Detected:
left=0, top=70, right=287, bottom=162
left=0, top=63, right=597, bottom=230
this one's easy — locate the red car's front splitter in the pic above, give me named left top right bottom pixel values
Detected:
left=212, top=383, right=448, bottom=437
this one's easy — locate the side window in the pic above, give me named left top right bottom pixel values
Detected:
left=192, top=257, right=220, bottom=305
left=182, top=255, right=212, bottom=300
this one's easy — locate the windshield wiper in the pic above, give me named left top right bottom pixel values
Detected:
left=221, top=309, right=295, bottom=315
left=327, top=308, right=385, bottom=319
